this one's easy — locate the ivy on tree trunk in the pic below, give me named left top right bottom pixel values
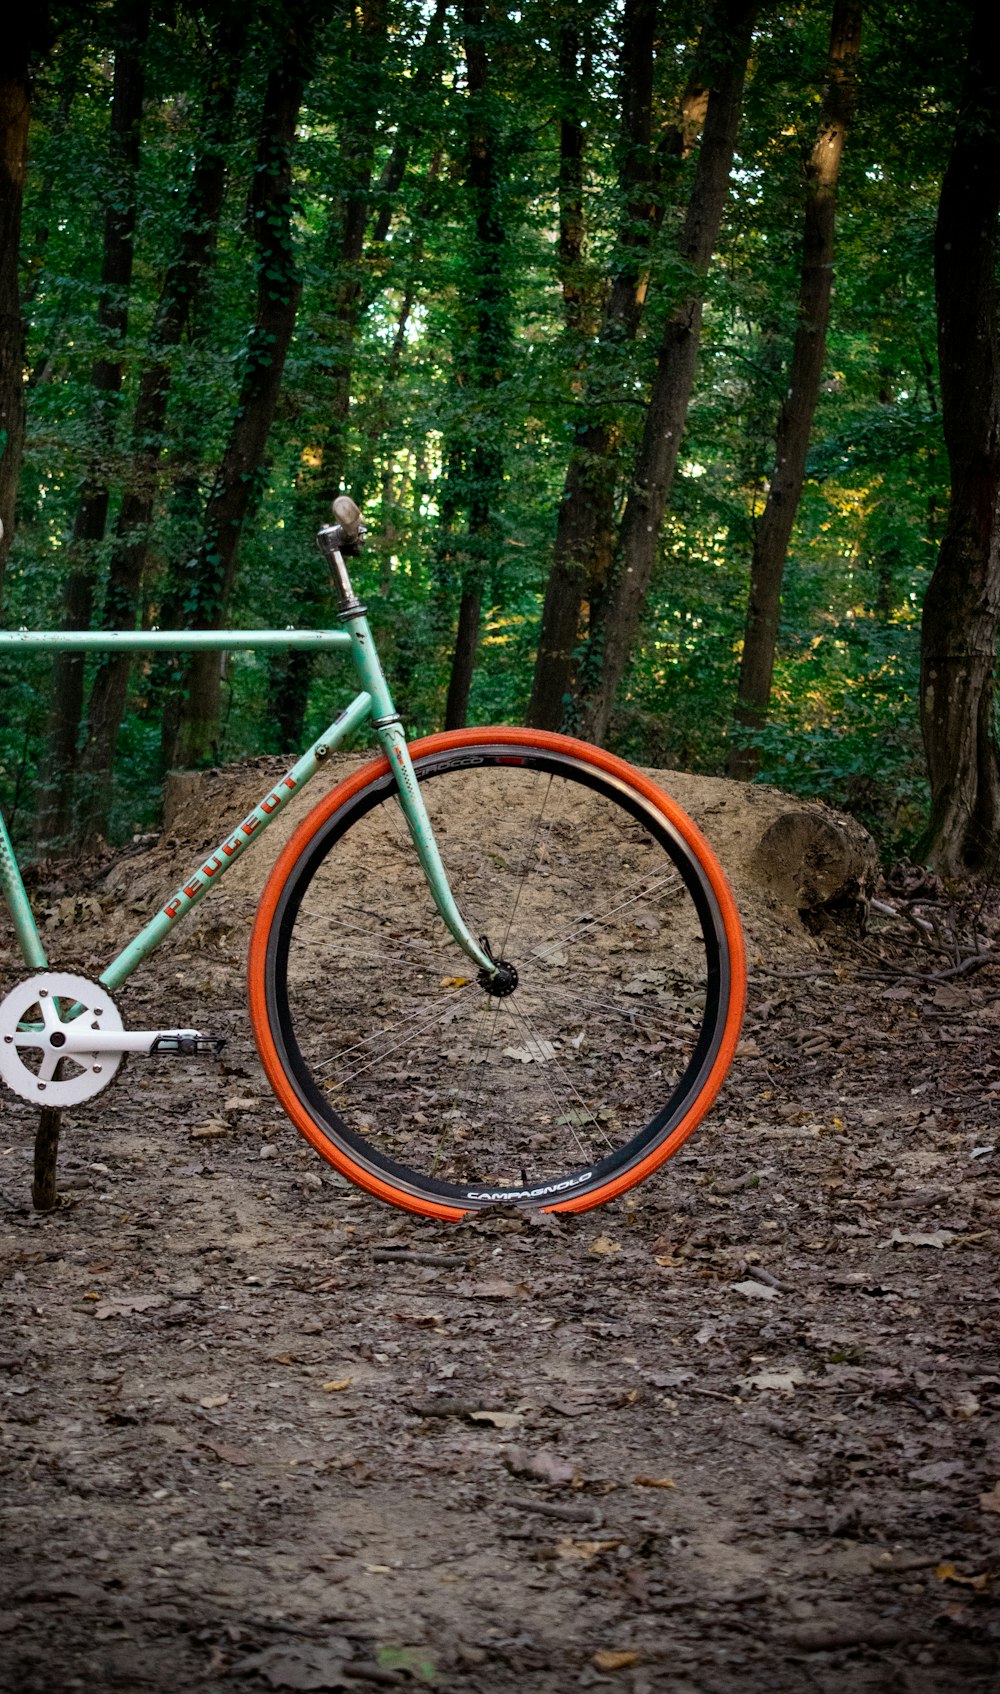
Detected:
left=525, top=0, right=660, bottom=733
left=575, top=0, right=760, bottom=747
left=164, top=0, right=321, bottom=771
left=918, top=0, right=1000, bottom=875
left=0, top=18, right=37, bottom=609
left=35, top=0, right=150, bottom=851
left=729, top=0, right=862, bottom=778
left=442, top=0, right=511, bottom=730
left=74, top=6, right=249, bottom=846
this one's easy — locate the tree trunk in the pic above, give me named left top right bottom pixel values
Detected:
left=526, top=0, right=657, bottom=732
left=556, top=11, right=598, bottom=346
left=75, top=10, right=248, bottom=845
left=309, top=0, right=390, bottom=511
left=166, top=1, right=320, bottom=770
left=366, top=0, right=448, bottom=257
left=527, top=0, right=714, bottom=732
left=24, top=28, right=87, bottom=388
left=917, top=0, right=1000, bottom=875
left=576, top=0, right=760, bottom=746
left=352, top=153, right=441, bottom=516
left=442, top=0, right=510, bottom=729
left=444, top=586, right=483, bottom=730
left=267, top=0, right=424, bottom=750
left=34, top=0, right=150, bottom=850
left=0, top=22, right=35, bottom=609
left=729, top=0, right=862, bottom=778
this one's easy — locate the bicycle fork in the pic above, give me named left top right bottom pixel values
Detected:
left=318, top=510, right=497, bottom=982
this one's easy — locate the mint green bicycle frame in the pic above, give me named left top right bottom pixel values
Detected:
left=0, top=613, right=496, bottom=995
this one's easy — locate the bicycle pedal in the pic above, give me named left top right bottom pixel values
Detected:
left=150, top=1034, right=227, bottom=1058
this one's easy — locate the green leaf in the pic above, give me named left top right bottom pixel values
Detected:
left=375, top=1645, right=437, bottom=1683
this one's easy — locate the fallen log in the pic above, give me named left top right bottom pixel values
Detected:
left=749, top=807, right=878, bottom=918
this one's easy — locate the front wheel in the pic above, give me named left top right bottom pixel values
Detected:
left=248, top=728, right=745, bottom=1218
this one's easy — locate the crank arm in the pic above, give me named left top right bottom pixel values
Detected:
left=14, top=1027, right=221, bottom=1056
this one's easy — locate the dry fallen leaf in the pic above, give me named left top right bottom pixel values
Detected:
left=93, top=1293, right=168, bottom=1321
left=979, top=1484, right=1000, bottom=1514
left=936, top=1562, right=993, bottom=1590
left=199, top=1393, right=229, bottom=1410
left=468, top=1409, right=522, bottom=1429
left=593, top=1649, right=639, bottom=1671
left=231, top=1641, right=352, bottom=1688
left=454, top=1280, right=522, bottom=1299
left=322, top=1377, right=353, bottom=1393
left=633, top=1475, right=675, bottom=1489
left=199, top=1438, right=250, bottom=1467
left=503, top=1445, right=578, bottom=1487
left=885, top=1227, right=956, bottom=1249
left=439, top=976, right=471, bottom=989
left=589, top=1235, right=621, bottom=1257
left=954, top=1391, right=981, bottom=1418
left=555, top=1538, right=620, bottom=1561
left=731, top=1279, right=778, bottom=1301
left=502, top=1040, right=556, bottom=1064
left=739, top=1367, right=805, bottom=1394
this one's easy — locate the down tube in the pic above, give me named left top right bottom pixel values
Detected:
left=0, top=809, right=48, bottom=969
left=100, top=691, right=373, bottom=993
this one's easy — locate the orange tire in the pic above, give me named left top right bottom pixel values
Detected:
left=248, top=728, right=745, bottom=1218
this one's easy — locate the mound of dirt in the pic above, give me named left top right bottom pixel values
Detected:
left=98, top=750, right=877, bottom=965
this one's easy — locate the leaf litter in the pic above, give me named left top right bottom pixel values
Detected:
left=1, top=780, right=1000, bottom=1689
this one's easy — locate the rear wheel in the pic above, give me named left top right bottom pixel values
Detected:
left=248, top=728, right=745, bottom=1217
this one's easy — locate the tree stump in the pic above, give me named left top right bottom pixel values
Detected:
left=749, top=808, right=878, bottom=919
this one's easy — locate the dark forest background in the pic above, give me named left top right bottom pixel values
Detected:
left=1, top=0, right=999, bottom=876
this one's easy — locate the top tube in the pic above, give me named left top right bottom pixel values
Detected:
left=0, top=629, right=352, bottom=653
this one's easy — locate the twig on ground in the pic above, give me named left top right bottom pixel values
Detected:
left=372, top=1250, right=467, bottom=1267
left=858, top=951, right=1000, bottom=984
left=870, top=897, right=936, bottom=939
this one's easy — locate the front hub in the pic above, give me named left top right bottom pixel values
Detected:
left=478, top=957, right=519, bottom=998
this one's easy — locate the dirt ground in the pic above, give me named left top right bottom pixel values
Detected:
left=1, top=757, right=999, bottom=1693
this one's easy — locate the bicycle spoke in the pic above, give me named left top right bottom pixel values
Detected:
left=498, top=772, right=554, bottom=958
left=311, top=981, right=473, bottom=1079
left=502, top=996, right=612, bottom=1156
left=297, top=904, right=444, bottom=963
left=468, top=999, right=504, bottom=1128
left=521, top=872, right=685, bottom=964
left=429, top=991, right=497, bottom=1172
left=524, top=971, right=699, bottom=1033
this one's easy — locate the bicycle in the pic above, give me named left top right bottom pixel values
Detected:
left=0, top=498, right=746, bottom=1218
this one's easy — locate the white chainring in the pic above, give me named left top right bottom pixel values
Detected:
left=0, top=972, right=126, bottom=1106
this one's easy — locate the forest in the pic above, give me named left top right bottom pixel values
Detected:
left=1, top=0, right=998, bottom=874
left=6, top=8, right=1000, bottom=1687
